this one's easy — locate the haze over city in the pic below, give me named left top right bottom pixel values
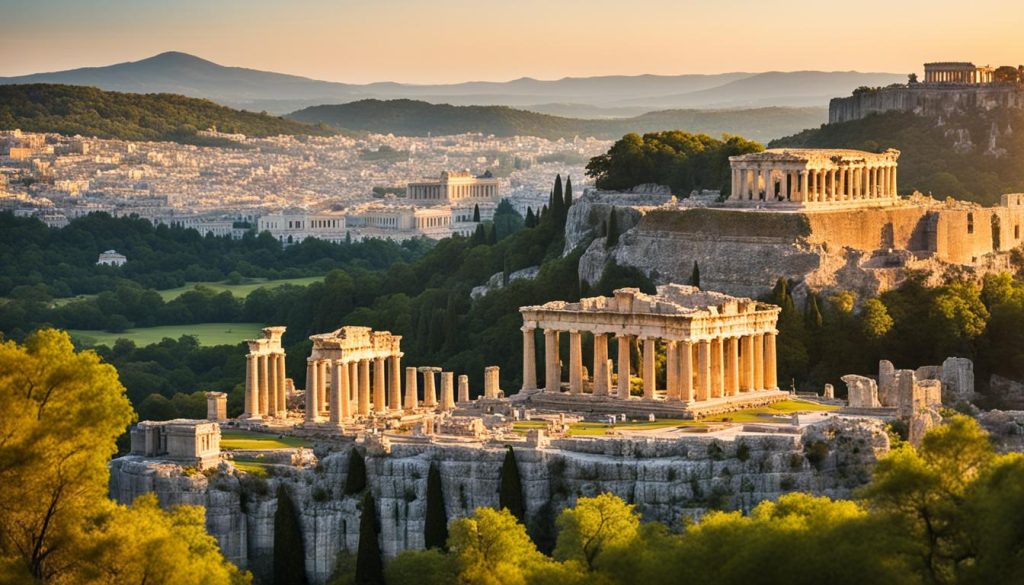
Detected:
left=2, top=0, right=1021, bottom=83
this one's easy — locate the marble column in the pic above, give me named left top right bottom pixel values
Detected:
left=616, top=334, right=631, bottom=399
left=305, top=358, right=318, bottom=422
left=798, top=171, right=808, bottom=202
left=521, top=327, right=537, bottom=391
left=726, top=337, right=739, bottom=396
left=258, top=354, right=270, bottom=416
left=329, top=360, right=346, bottom=424
left=389, top=354, right=402, bottom=412
left=754, top=334, right=765, bottom=391
left=696, top=340, right=711, bottom=401
left=569, top=330, right=583, bottom=394
left=741, top=335, right=755, bottom=392
left=276, top=353, right=287, bottom=416
left=358, top=359, right=371, bottom=416
left=349, top=360, right=359, bottom=403
left=593, top=333, right=609, bottom=396
left=679, top=341, right=693, bottom=401
left=829, top=169, right=837, bottom=200
left=765, top=332, right=778, bottom=390
left=420, top=367, right=438, bottom=407
left=267, top=353, right=279, bottom=417
left=891, top=165, right=898, bottom=195
left=373, top=357, right=387, bottom=414
left=404, top=367, right=418, bottom=410
left=710, top=339, right=723, bottom=399
left=458, top=375, right=470, bottom=403
left=317, top=359, right=328, bottom=416
left=642, top=337, right=656, bottom=400
left=544, top=329, right=560, bottom=392
left=440, top=372, right=455, bottom=410
left=244, top=354, right=258, bottom=418
left=666, top=340, right=679, bottom=400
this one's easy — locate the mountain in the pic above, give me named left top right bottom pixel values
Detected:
left=287, top=99, right=827, bottom=143
left=0, top=84, right=332, bottom=145
left=0, top=52, right=903, bottom=114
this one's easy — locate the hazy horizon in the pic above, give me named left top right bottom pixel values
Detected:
left=2, top=0, right=1022, bottom=84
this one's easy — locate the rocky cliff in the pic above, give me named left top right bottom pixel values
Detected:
left=110, top=418, right=888, bottom=585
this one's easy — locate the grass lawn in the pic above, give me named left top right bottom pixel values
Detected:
left=564, top=400, right=838, bottom=437
left=220, top=429, right=310, bottom=450
left=156, top=276, right=324, bottom=301
left=232, top=461, right=269, bottom=477
left=67, top=322, right=265, bottom=347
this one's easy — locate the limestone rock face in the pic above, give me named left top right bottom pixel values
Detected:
left=564, top=186, right=669, bottom=254
left=842, top=375, right=880, bottom=408
left=978, top=410, right=1024, bottom=452
left=909, top=407, right=943, bottom=447
left=110, top=419, right=888, bottom=585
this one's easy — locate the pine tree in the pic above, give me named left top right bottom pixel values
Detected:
left=345, top=448, right=367, bottom=495
left=274, top=484, right=309, bottom=585
left=499, top=446, right=525, bottom=523
left=605, top=208, right=619, bottom=248
left=424, top=463, right=449, bottom=550
left=564, top=176, right=573, bottom=210
left=355, top=491, right=385, bottom=585
left=472, top=204, right=481, bottom=223
left=524, top=207, right=536, bottom=228
left=690, top=260, right=700, bottom=288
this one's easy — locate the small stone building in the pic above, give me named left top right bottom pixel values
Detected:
left=96, top=249, right=127, bottom=266
left=129, top=419, right=222, bottom=469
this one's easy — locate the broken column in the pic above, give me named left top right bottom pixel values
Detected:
left=440, top=372, right=456, bottom=410
left=458, top=375, right=470, bottom=403
left=878, top=360, right=897, bottom=406
left=484, top=366, right=501, bottom=399
left=940, top=357, right=975, bottom=403
left=842, top=375, right=880, bottom=408
left=206, top=392, right=227, bottom=421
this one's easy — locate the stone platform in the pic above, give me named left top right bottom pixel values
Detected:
left=521, top=389, right=790, bottom=419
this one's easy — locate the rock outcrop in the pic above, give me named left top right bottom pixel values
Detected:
left=111, top=418, right=888, bottom=585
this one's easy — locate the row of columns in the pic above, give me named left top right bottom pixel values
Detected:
left=731, top=164, right=898, bottom=203
left=925, top=69, right=992, bottom=84
left=304, top=358, right=476, bottom=423
left=522, top=327, right=778, bottom=401
left=243, top=352, right=287, bottom=419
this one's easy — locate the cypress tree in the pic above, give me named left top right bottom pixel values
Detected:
left=470, top=223, right=486, bottom=246
left=805, top=293, right=823, bottom=329
left=354, top=491, right=385, bottom=585
left=487, top=224, right=498, bottom=245
left=503, top=257, right=512, bottom=287
left=525, top=206, right=536, bottom=228
left=273, top=484, right=309, bottom=585
left=564, top=176, right=573, bottom=210
left=550, top=176, right=565, bottom=224
left=690, top=260, right=700, bottom=288
left=472, top=203, right=481, bottom=223
left=424, top=463, right=449, bottom=550
left=605, top=208, right=619, bottom=248
left=345, top=448, right=367, bottom=495
left=499, top=445, right=525, bottom=523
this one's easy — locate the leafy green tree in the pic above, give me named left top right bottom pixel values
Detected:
left=448, top=507, right=570, bottom=585
left=384, top=549, right=458, bottom=585
left=355, top=492, right=385, bottom=585
left=346, top=448, right=368, bottom=495
left=553, top=493, right=640, bottom=570
left=424, top=463, right=449, bottom=550
left=274, top=484, right=309, bottom=585
left=499, top=446, right=525, bottom=522
left=862, top=298, right=894, bottom=338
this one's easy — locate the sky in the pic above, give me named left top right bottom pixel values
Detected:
left=1, top=0, right=1022, bottom=84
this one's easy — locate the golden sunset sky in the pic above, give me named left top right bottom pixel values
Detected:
left=2, top=0, right=1021, bottom=83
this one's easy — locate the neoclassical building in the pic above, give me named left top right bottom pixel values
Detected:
left=728, top=148, right=900, bottom=208
left=241, top=327, right=288, bottom=420
left=519, top=286, right=786, bottom=415
left=923, top=62, right=994, bottom=85
left=407, top=171, right=500, bottom=205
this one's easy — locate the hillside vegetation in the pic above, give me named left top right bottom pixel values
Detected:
left=771, top=109, right=1024, bottom=205
left=288, top=99, right=826, bottom=143
left=0, top=84, right=332, bottom=144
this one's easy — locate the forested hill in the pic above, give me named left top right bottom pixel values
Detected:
left=0, top=84, right=333, bottom=144
left=287, top=99, right=826, bottom=143
left=770, top=109, right=1024, bottom=205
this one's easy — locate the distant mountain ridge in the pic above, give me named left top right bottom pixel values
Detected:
left=0, top=52, right=905, bottom=115
left=0, top=84, right=331, bottom=145
left=287, top=99, right=828, bottom=143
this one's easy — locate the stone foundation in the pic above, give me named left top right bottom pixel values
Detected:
left=522, top=389, right=790, bottom=419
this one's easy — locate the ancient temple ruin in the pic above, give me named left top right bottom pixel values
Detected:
left=728, top=148, right=900, bottom=207
left=242, top=326, right=288, bottom=420
left=520, top=285, right=787, bottom=416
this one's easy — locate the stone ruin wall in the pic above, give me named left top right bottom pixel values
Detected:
left=573, top=190, right=1024, bottom=300
left=110, top=419, right=887, bottom=585
left=829, top=85, right=1024, bottom=124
